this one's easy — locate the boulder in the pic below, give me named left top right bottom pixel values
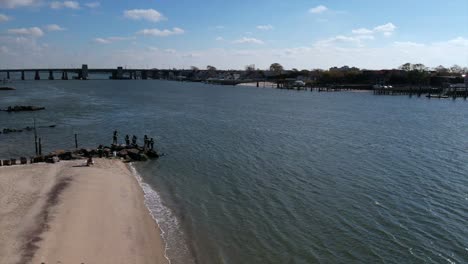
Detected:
left=45, top=156, right=60, bottom=163
left=117, top=149, right=128, bottom=157
left=33, top=156, right=45, bottom=163
left=146, top=150, right=159, bottom=158
left=126, top=148, right=140, bottom=161
left=10, top=158, right=16, bottom=165
left=20, top=157, right=27, bottom=165
left=58, top=151, right=73, bottom=160
left=3, top=160, right=11, bottom=166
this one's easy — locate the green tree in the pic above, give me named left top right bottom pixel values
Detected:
left=269, top=63, right=284, bottom=75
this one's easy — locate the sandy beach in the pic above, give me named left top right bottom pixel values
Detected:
left=0, top=159, right=168, bottom=264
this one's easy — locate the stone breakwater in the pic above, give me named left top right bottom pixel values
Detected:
left=1, top=105, right=45, bottom=112
left=0, top=144, right=160, bottom=167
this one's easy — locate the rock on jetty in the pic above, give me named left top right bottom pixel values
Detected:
left=1, top=105, right=45, bottom=112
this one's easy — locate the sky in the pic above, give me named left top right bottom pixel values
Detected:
left=0, top=0, right=467, bottom=70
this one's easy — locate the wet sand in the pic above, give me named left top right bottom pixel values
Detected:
left=0, top=159, right=168, bottom=264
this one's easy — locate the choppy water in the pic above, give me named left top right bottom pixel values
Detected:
left=1, top=80, right=467, bottom=264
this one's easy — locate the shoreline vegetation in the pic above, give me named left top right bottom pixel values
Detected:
left=0, top=159, right=169, bottom=264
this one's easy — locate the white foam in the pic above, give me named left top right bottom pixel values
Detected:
left=129, top=163, right=195, bottom=264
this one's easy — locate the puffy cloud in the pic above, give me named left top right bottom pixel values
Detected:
left=309, top=5, right=328, bottom=14
left=0, top=13, right=11, bottom=22
left=124, top=9, right=165, bottom=22
left=374, top=23, right=396, bottom=33
left=351, top=23, right=397, bottom=37
left=256, top=24, right=273, bottom=30
left=84, top=1, right=99, bottom=8
left=315, top=35, right=374, bottom=47
left=45, top=24, right=66, bottom=31
left=93, top=36, right=134, bottom=44
left=50, top=1, right=80, bottom=9
left=137, top=27, right=184, bottom=37
left=233, top=37, right=264, bottom=44
left=8, top=27, right=44, bottom=37
left=0, top=0, right=39, bottom=8
left=351, top=28, right=373, bottom=35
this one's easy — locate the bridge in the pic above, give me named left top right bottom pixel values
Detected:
left=0, top=65, right=155, bottom=80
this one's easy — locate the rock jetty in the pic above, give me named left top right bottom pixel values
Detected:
left=1, top=105, right=45, bottom=112
left=0, top=87, right=15, bottom=90
left=0, top=143, right=159, bottom=167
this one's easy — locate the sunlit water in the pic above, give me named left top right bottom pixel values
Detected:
left=1, top=80, right=467, bottom=264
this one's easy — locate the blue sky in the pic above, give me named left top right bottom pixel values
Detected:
left=0, top=0, right=467, bottom=69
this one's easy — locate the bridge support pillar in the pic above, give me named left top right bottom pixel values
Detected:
left=48, top=70, right=54, bottom=80
left=34, top=70, right=40, bottom=80
left=62, top=71, right=68, bottom=80
left=81, top=64, right=88, bottom=80
left=142, top=70, right=148, bottom=80
left=6, top=71, right=10, bottom=79
left=133, top=71, right=137, bottom=79
left=21, top=71, right=25, bottom=80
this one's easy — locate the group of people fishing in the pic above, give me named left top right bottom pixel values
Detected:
left=113, top=130, right=155, bottom=150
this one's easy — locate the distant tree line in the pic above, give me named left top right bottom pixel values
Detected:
left=183, top=62, right=466, bottom=86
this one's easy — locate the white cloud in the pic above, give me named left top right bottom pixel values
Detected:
left=0, top=0, right=39, bottom=8
left=257, top=24, right=273, bottom=30
left=8, top=27, right=44, bottom=37
left=215, top=36, right=224, bottom=41
left=84, top=1, right=99, bottom=8
left=309, top=5, right=328, bottom=14
left=315, top=34, right=374, bottom=47
left=0, top=14, right=11, bottom=22
left=50, top=1, right=80, bottom=9
left=351, top=28, right=373, bottom=35
left=351, top=23, right=397, bottom=37
left=45, top=24, right=66, bottom=31
left=374, top=23, right=396, bottom=33
left=93, top=36, right=134, bottom=44
left=233, top=37, right=264, bottom=44
left=137, top=27, right=184, bottom=37
left=124, top=9, right=165, bottom=22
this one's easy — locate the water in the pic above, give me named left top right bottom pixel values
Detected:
left=1, top=80, right=467, bottom=264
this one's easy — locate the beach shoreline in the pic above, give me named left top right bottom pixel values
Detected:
left=0, top=159, right=169, bottom=264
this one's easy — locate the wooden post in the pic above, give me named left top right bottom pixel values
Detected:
left=38, top=138, right=42, bottom=155
left=34, top=118, right=38, bottom=155
left=75, top=133, right=78, bottom=148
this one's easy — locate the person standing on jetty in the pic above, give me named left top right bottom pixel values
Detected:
left=144, top=135, right=149, bottom=150
left=132, top=135, right=137, bottom=146
left=113, top=130, right=118, bottom=145
left=125, top=135, right=130, bottom=145
left=149, top=138, right=154, bottom=150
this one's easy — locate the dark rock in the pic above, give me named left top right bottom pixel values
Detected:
left=58, top=151, right=73, bottom=160
left=3, top=160, right=11, bottom=166
left=10, top=158, right=16, bottom=165
left=146, top=150, right=159, bottom=158
left=126, top=148, right=140, bottom=160
left=117, top=149, right=128, bottom=157
left=20, top=157, right=27, bottom=164
left=2, top=105, right=45, bottom=112
left=45, top=156, right=60, bottom=163
left=33, top=156, right=45, bottom=163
